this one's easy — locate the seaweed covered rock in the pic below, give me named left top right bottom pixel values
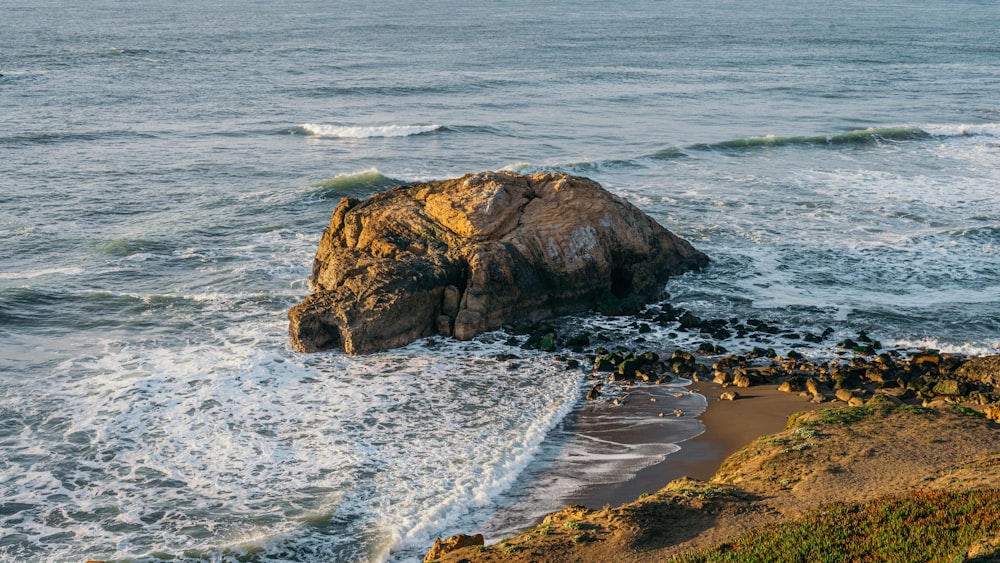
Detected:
left=289, top=171, right=708, bottom=354
left=955, top=355, right=1000, bottom=388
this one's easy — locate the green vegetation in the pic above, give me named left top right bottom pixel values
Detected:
left=787, top=403, right=931, bottom=429
left=672, top=484, right=738, bottom=500
left=533, top=521, right=553, bottom=536
left=952, top=404, right=986, bottom=419
left=564, top=520, right=583, bottom=530
left=672, top=489, right=1000, bottom=562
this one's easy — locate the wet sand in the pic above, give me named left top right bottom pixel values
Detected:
left=569, top=381, right=823, bottom=508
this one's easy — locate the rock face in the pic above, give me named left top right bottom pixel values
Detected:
left=423, top=533, right=484, bottom=562
left=288, top=171, right=709, bottom=354
left=955, top=355, right=1000, bottom=387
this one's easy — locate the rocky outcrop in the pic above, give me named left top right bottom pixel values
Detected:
left=955, top=355, right=1000, bottom=387
left=424, top=533, right=484, bottom=562
left=288, top=171, right=708, bottom=354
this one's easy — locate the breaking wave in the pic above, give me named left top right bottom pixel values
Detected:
left=305, top=169, right=405, bottom=200
left=296, top=123, right=444, bottom=139
left=690, top=126, right=931, bottom=151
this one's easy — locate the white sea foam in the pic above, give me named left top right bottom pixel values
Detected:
left=0, top=266, right=85, bottom=280
left=922, top=122, right=1000, bottom=138
left=0, top=69, right=48, bottom=75
left=1, top=317, right=592, bottom=562
left=884, top=337, right=1000, bottom=356
left=301, top=123, right=443, bottom=138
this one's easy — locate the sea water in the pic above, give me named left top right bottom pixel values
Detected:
left=2, top=0, right=998, bottom=561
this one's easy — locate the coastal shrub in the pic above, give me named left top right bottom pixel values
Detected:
left=674, top=484, right=737, bottom=500
left=787, top=403, right=931, bottom=430
left=952, top=404, right=986, bottom=418
left=791, top=427, right=818, bottom=439
left=564, top=520, right=583, bottom=530
left=673, top=489, right=1000, bottom=562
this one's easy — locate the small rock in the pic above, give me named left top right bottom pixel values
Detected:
left=713, top=370, right=730, bottom=385
left=594, top=355, right=616, bottom=372
left=868, top=392, right=902, bottom=406
left=586, top=384, right=602, bottom=401
left=836, top=389, right=855, bottom=403
left=719, top=391, right=740, bottom=401
left=984, top=404, right=1000, bottom=423
left=932, top=379, right=968, bottom=397
left=537, top=332, right=556, bottom=352
left=778, top=379, right=800, bottom=393
left=733, top=373, right=752, bottom=388
left=805, top=378, right=821, bottom=396
left=678, top=312, right=703, bottom=330
left=436, top=314, right=453, bottom=337
left=424, top=534, right=484, bottom=563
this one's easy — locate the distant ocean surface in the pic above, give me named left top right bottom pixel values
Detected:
left=2, top=1, right=998, bottom=561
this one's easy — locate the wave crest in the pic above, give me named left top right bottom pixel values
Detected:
left=306, top=169, right=403, bottom=199
left=692, top=126, right=930, bottom=151
left=923, top=123, right=1000, bottom=138
left=687, top=123, right=1000, bottom=153
left=298, top=123, right=443, bottom=138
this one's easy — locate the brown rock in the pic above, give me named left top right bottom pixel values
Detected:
left=868, top=392, right=903, bottom=406
left=713, top=370, right=730, bottom=385
left=424, top=533, right=484, bottom=562
left=720, top=391, right=740, bottom=401
left=288, top=171, right=708, bottom=354
left=932, top=379, right=968, bottom=397
left=955, top=355, right=1000, bottom=388
left=984, top=404, right=1000, bottom=423
left=778, top=378, right=802, bottom=393
left=836, top=389, right=855, bottom=403
left=436, top=314, right=453, bottom=337
left=805, top=378, right=821, bottom=397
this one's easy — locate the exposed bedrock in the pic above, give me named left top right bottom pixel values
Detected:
left=288, top=171, right=709, bottom=355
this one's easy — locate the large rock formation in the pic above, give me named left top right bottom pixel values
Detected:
left=288, top=171, right=708, bottom=354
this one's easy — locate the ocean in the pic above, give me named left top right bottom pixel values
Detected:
left=2, top=0, right=998, bottom=561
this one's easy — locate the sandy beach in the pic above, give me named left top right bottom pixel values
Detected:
left=568, top=380, right=823, bottom=508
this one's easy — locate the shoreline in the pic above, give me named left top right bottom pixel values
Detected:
left=426, top=350, right=1000, bottom=561
left=565, top=380, right=823, bottom=509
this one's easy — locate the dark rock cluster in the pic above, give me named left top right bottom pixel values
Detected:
left=501, top=316, right=1000, bottom=422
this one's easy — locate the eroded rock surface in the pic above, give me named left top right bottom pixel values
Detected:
left=288, top=171, right=708, bottom=354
